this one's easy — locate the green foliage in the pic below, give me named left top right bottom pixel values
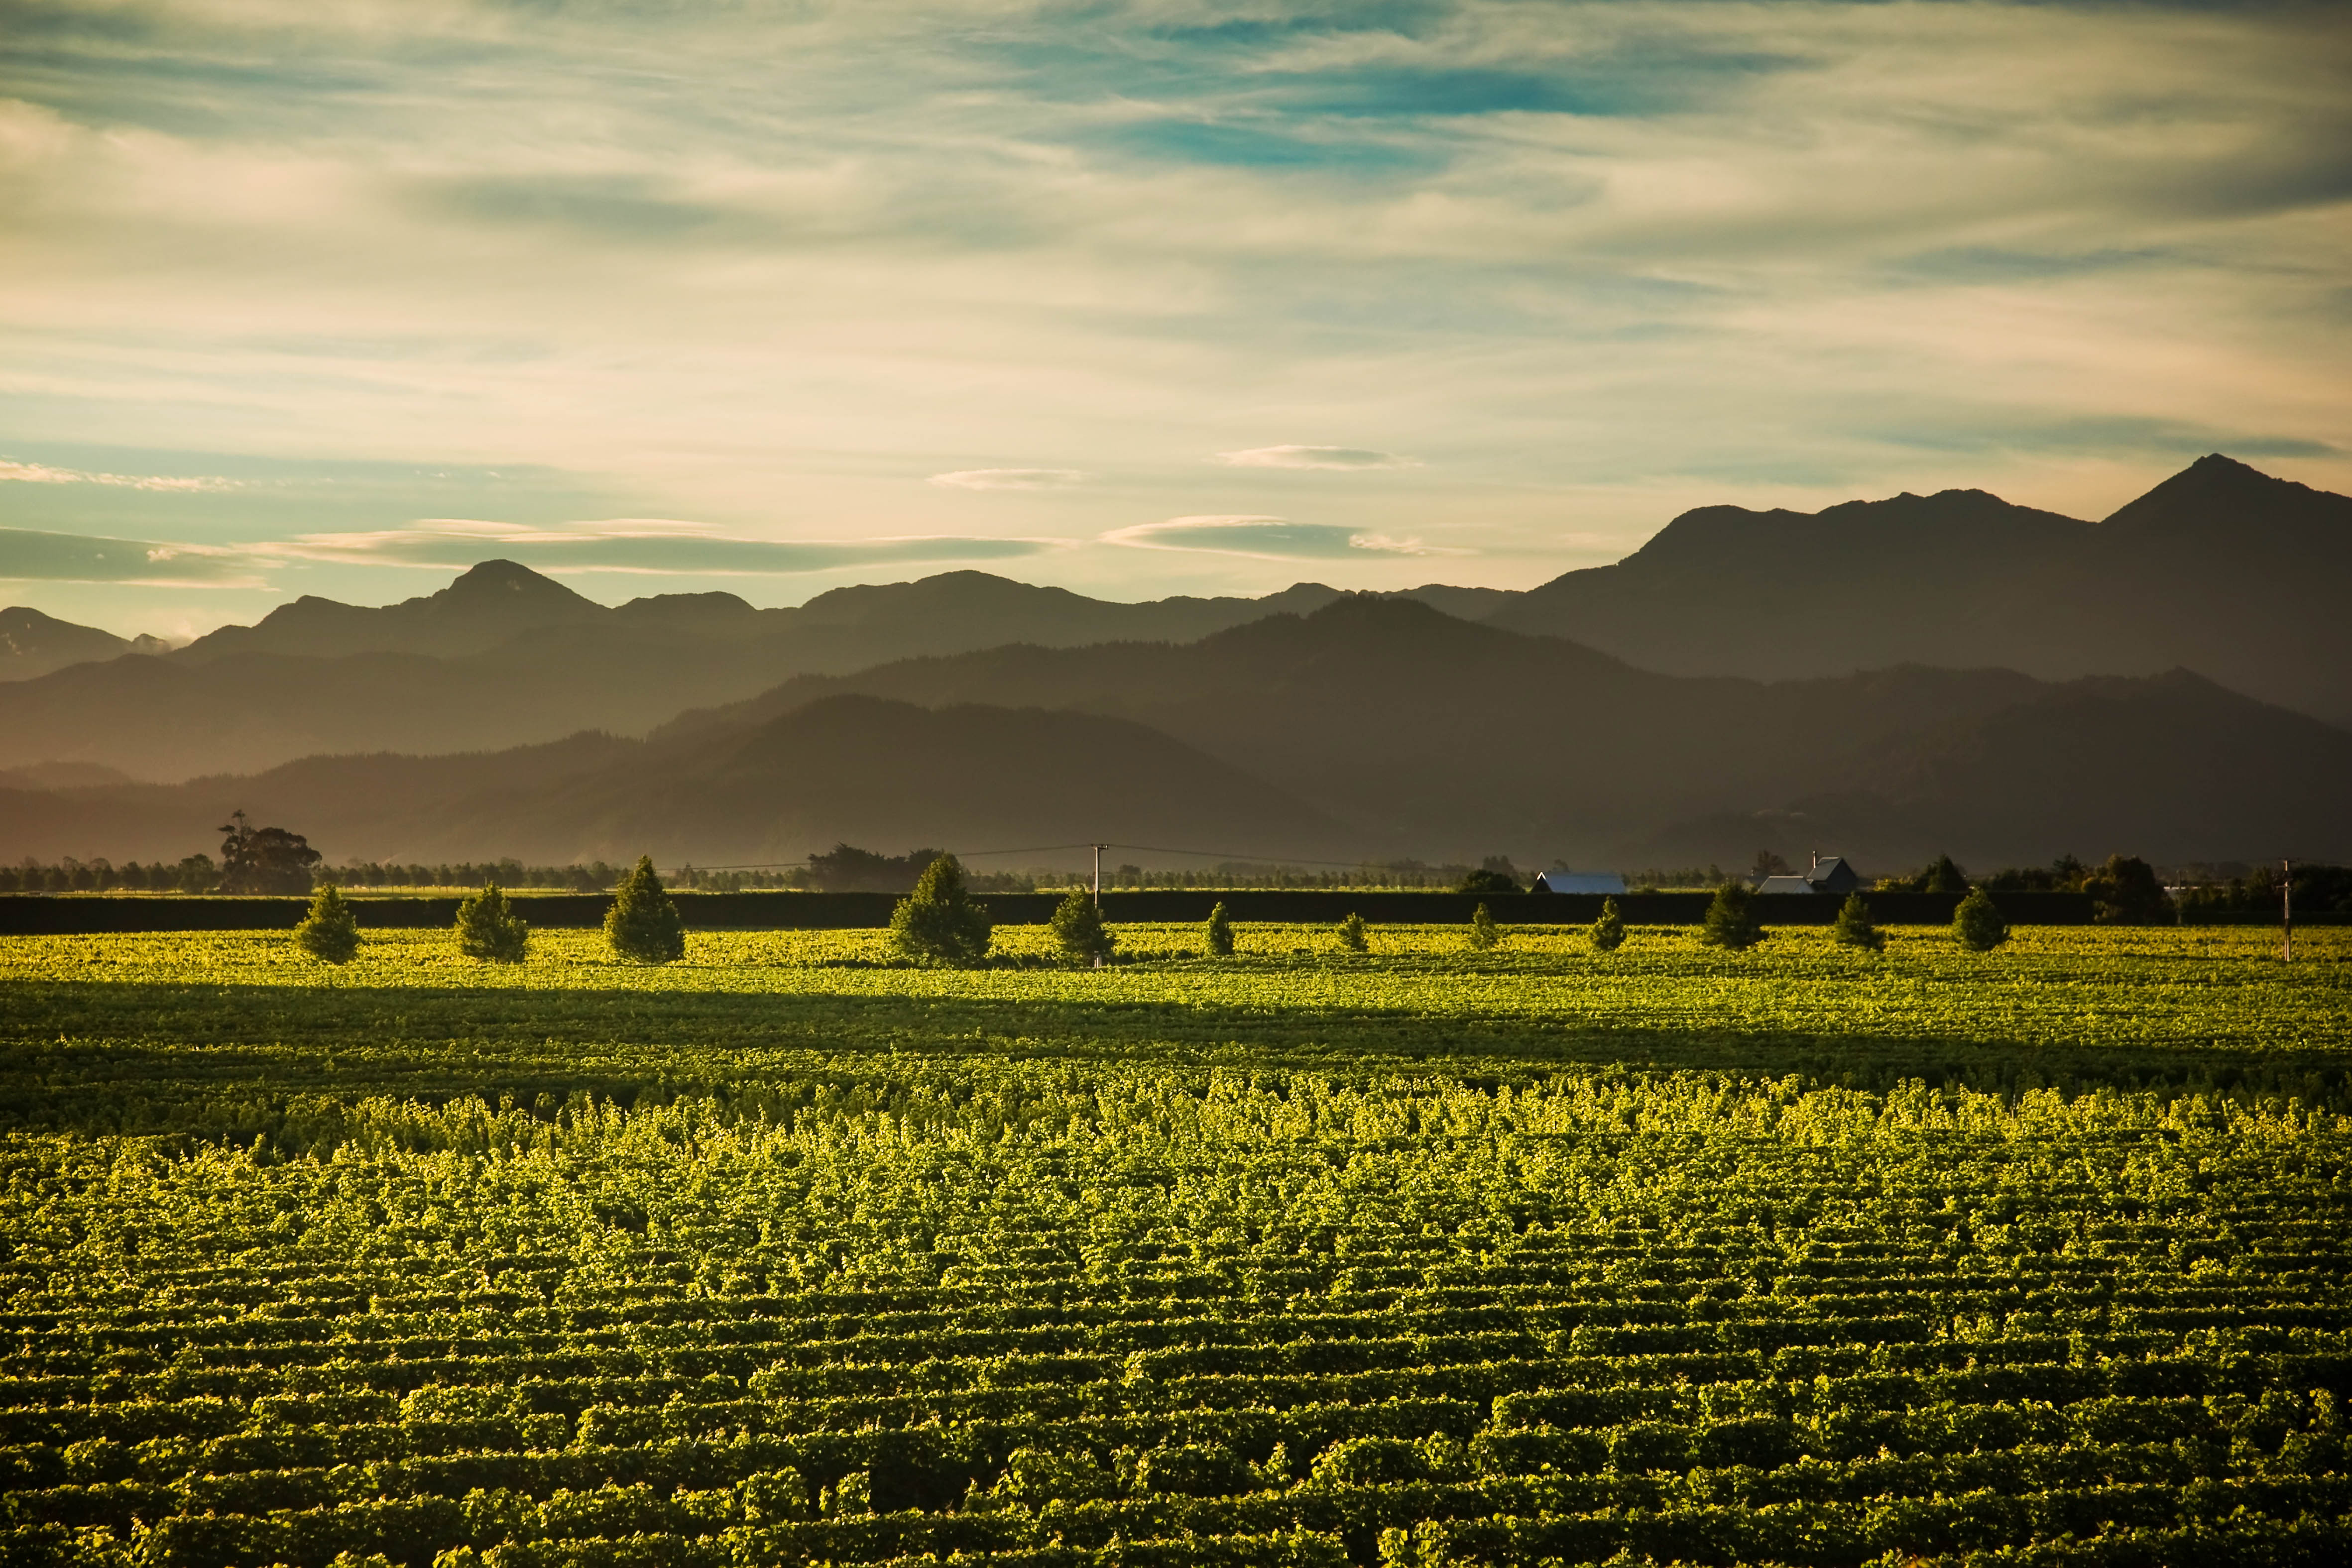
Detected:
left=1918, top=853, right=1968, bottom=894
left=1455, top=868, right=1519, bottom=894
left=216, top=810, right=322, bottom=895
left=888, top=853, right=992, bottom=967
left=1047, top=888, right=1116, bottom=966
left=1954, top=885, right=2010, bottom=952
left=605, top=855, right=687, bottom=964
left=1699, top=880, right=1763, bottom=950
left=453, top=882, right=529, bottom=963
left=1203, top=900, right=1235, bottom=958
left=0, top=1067, right=2345, bottom=1568
left=1336, top=911, right=1369, bottom=953
left=1588, top=896, right=1627, bottom=953
left=292, top=883, right=360, bottom=964
left=1466, top=902, right=1500, bottom=951
left=1832, top=891, right=1884, bottom=953
left=2083, top=853, right=2170, bottom=925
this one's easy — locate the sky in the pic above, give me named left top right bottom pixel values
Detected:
left=1, top=0, right=2347, bottom=638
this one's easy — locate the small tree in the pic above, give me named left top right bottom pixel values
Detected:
left=455, top=882, right=529, bottom=963
left=1467, top=902, right=1500, bottom=951
left=889, top=853, right=992, bottom=966
left=1203, top=900, right=1235, bottom=958
left=1589, top=896, right=1627, bottom=952
left=1337, top=912, right=1369, bottom=953
left=606, top=855, right=686, bottom=964
left=1699, top=879, right=1764, bottom=950
left=1954, top=885, right=2008, bottom=952
left=1048, top=887, right=1116, bottom=966
left=1832, top=891, right=1883, bottom=952
left=294, top=883, right=360, bottom=963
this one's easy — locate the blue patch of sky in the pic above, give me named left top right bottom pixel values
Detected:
left=1086, top=117, right=1445, bottom=174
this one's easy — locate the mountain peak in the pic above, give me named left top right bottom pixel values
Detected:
left=440, top=559, right=598, bottom=608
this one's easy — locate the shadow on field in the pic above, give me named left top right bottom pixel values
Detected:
left=4, top=981, right=2349, bottom=1138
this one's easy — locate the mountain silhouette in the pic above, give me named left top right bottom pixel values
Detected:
left=15, top=594, right=2327, bottom=871
left=1488, top=454, right=2352, bottom=725
left=0, top=607, right=168, bottom=681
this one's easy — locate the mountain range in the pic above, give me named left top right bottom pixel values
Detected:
left=5, top=595, right=2346, bottom=871
left=0, top=453, right=2344, bottom=870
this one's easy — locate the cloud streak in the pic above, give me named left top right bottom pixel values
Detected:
left=1214, top=446, right=1420, bottom=470
left=1101, top=515, right=1460, bottom=560
left=927, top=469, right=1087, bottom=490
left=0, top=460, right=238, bottom=493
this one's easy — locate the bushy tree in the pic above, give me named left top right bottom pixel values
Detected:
left=1699, top=880, right=1764, bottom=950
left=1203, top=900, right=1234, bottom=957
left=1832, top=891, right=1883, bottom=952
left=1954, top=885, right=2009, bottom=952
left=1337, top=911, right=1369, bottom=953
left=174, top=853, right=216, bottom=893
left=455, top=882, right=530, bottom=963
left=217, top=810, right=321, bottom=895
left=1919, top=854, right=1968, bottom=894
left=294, top=883, right=360, bottom=963
left=1049, top=888, right=1116, bottom=966
left=2082, top=854, right=2169, bottom=925
left=1589, top=896, right=1627, bottom=952
left=605, top=856, right=686, bottom=963
left=1456, top=867, right=1519, bottom=895
left=1467, top=902, right=1501, bottom=951
left=889, top=853, right=992, bottom=966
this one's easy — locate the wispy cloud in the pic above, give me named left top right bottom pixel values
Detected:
left=279, top=519, right=1069, bottom=576
left=1214, top=447, right=1420, bottom=471
left=1101, top=516, right=1461, bottom=560
left=0, top=460, right=238, bottom=493
left=927, top=469, right=1087, bottom=490
left=0, top=528, right=263, bottom=586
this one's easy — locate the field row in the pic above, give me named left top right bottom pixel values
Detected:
left=3, top=1072, right=2346, bottom=1565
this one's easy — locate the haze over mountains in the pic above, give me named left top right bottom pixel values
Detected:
left=1, top=454, right=2345, bottom=870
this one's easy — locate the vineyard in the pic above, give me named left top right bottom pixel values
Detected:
left=2, top=925, right=2348, bottom=1566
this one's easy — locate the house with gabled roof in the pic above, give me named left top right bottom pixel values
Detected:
left=1758, top=854, right=1862, bottom=895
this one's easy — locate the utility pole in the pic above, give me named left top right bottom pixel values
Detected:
left=1092, top=844, right=1106, bottom=908
left=2282, top=858, right=2293, bottom=962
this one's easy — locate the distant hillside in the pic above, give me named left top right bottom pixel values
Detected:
left=0, top=567, right=1358, bottom=780
left=0, top=696, right=1350, bottom=866
left=1489, top=454, right=2352, bottom=726
left=661, top=595, right=2352, bottom=867
left=0, top=606, right=167, bottom=681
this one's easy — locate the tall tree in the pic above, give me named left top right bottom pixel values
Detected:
left=2082, top=855, right=2169, bottom=925
left=889, top=854, right=992, bottom=967
left=216, top=810, right=321, bottom=895
left=606, top=856, right=686, bottom=964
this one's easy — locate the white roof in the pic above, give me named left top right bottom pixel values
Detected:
left=1535, top=871, right=1626, bottom=894
left=1756, top=874, right=1817, bottom=895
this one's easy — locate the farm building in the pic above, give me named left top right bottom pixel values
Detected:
left=1758, top=854, right=1863, bottom=895
left=1533, top=870, right=1627, bottom=895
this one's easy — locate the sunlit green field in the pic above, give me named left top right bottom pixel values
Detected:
left=4, top=924, right=2349, bottom=1567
